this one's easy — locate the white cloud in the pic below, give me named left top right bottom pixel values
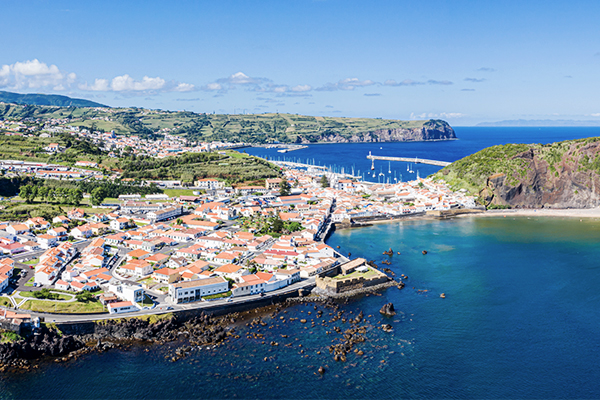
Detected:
left=316, top=78, right=375, bottom=91
left=202, top=82, right=223, bottom=91
left=410, top=112, right=466, bottom=120
left=385, top=78, right=453, bottom=86
left=590, top=113, right=600, bottom=117
left=80, top=74, right=195, bottom=94
left=0, top=59, right=76, bottom=90
left=384, top=79, right=423, bottom=87
left=291, top=84, right=311, bottom=92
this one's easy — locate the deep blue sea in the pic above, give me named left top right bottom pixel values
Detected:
left=244, top=126, right=600, bottom=182
left=2, top=127, right=600, bottom=399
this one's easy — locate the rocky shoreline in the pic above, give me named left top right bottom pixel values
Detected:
left=0, top=261, right=407, bottom=372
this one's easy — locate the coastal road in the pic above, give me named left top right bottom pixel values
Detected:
left=34, top=276, right=317, bottom=323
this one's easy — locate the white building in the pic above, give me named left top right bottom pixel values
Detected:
left=108, top=301, right=139, bottom=314
left=195, top=178, right=224, bottom=190
left=147, top=206, right=183, bottom=222
left=168, top=277, right=228, bottom=304
left=107, top=282, right=145, bottom=303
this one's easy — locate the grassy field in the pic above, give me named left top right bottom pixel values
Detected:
left=18, top=291, right=72, bottom=300
left=0, top=103, right=436, bottom=144
left=21, top=299, right=107, bottom=314
left=332, top=268, right=379, bottom=280
left=163, top=189, right=198, bottom=197
left=0, top=297, right=12, bottom=307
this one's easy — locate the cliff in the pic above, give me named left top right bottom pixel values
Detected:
left=302, top=120, right=456, bottom=143
left=435, top=137, right=600, bottom=208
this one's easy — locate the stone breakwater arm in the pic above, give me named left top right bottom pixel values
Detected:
left=367, top=155, right=451, bottom=167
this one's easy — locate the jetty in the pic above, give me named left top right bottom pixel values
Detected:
left=367, top=153, right=451, bottom=167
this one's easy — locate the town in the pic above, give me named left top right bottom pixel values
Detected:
left=0, top=119, right=476, bottom=327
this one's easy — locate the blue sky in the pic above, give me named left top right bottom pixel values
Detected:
left=1, top=0, right=599, bottom=125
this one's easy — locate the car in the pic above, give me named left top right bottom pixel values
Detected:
left=227, top=298, right=233, bottom=302
left=166, top=306, right=173, bottom=310
left=259, top=292, right=265, bottom=297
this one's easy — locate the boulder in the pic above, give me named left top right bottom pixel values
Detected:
left=379, top=302, right=396, bottom=317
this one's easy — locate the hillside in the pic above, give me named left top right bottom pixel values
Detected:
left=0, top=91, right=106, bottom=108
left=0, top=103, right=455, bottom=144
left=435, top=137, right=600, bottom=208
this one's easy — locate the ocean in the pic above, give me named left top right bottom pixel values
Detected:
left=2, top=127, right=600, bottom=399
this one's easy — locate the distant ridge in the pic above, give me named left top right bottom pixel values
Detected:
left=476, top=119, right=600, bottom=127
left=0, top=91, right=107, bottom=108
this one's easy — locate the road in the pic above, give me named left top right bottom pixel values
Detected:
left=37, top=276, right=317, bottom=323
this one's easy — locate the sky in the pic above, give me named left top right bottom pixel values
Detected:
left=1, top=0, right=600, bottom=125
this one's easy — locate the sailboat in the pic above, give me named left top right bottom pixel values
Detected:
left=388, top=162, right=391, bottom=174
left=371, top=158, right=375, bottom=171
left=406, top=164, right=409, bottom=172
left=409, top=163, right=414, bottom=173
left=416, top=170, right=420, bottom=179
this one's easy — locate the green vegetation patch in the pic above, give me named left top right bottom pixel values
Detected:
left=21, top=299, right=106, bottom=314
left=0, top=330, right=24, bottom=343
left=203, top=290, right=232, bottom=300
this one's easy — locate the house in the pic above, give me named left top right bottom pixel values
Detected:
left=25, top=217, right=50, bottom=230
left=55, top=279, right=70, bottom=291
left=0, top=242, right=25, bottom=255
left=44, top=143, right=62, bottom=153
left=167, top=256, right=188, bottom=269
left=118, top=260, right=153, bottom=278
left=147, top=206, right=183, bottom=222
left=110, top=217, right=130, bottom=231
left=213, top=263, right=248, bottom=280
left=47, top=227, right=68, bottom=240
left=75, top=160, right=98, bottom=168
left=265, top=178, right=283, bottom=190
left=37, top=234, right=58, bottom=249
left=194, top=178, right=224, bottom=190
left=0, top=259, right=14, bottom=292
left=152, top=267, right=180, bottom=284
left=145, top=253, right=169, bottom=266
left=89, top=213, right=109, bottom=223
left=67, top=208, right=86, bottom=219
left=52, top=215, right=71, bottom=225
left=71, top=224, right=93, bottom=239
left=127, top=249, right=150, bottom=261
left=168, top=277, right=229, bottom=304
left=6, top=224, right=29, bottom=235
left=107, top=282, right=145, bottom=303
left=108, top=301, right=138, bottom=315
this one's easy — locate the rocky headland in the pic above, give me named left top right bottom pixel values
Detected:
left=436, top=137, right=600, bottom=208
left=299, top=119, right=456, bottom=143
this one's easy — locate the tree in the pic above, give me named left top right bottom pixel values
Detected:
left=76, top=291, right=94, bottom=302
left=37, top=186, right=49, bottom=203
left=90, top=187, right=107, bottom=206
left=69, top=188, right=83, bottom=206
left=272, top=217, right=284, bottom=233
left=19, top=185, right=34, bottom=204
left=279, top=179, right=291, bottom=196
left=320, top=175, right=329, bottom=188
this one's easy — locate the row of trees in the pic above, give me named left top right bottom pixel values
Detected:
left=19, top=184, right=83, bottom=205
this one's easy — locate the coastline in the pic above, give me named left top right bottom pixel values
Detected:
left=333, top=207, right=600, bottom=233
left=465, top=208, right=600, bottom=219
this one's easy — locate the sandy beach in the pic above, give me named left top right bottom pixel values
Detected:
left=469, top=208, right=600, bottom=219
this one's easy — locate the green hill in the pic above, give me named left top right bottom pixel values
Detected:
left=435, top=137, right=600, bottom=208
left=0, top=102, right=455, bottom=144
left=0, top=91, right=107, bottom=108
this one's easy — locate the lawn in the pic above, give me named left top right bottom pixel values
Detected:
left=332, top=268, right=379, bottom=280
left=0, top=297, right=12, bottom=307
left=163, top=189, right=198, bottom=197
left=24, top=277, right=35, bottom=287
left=18, top=291, right=72, bottom=300
left=20, top=299, right=107, bottom=314
left=203, top=290, right=232, bottom=300
left=23, top=258, right=39, bottom=265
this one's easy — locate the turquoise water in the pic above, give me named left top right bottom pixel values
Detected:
left=3, top=217, right=600, bottom=399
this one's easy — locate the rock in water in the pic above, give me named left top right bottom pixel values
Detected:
left=379, top=302, right=396, bottom=316
left=318, top=366, right=326, bottom=375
